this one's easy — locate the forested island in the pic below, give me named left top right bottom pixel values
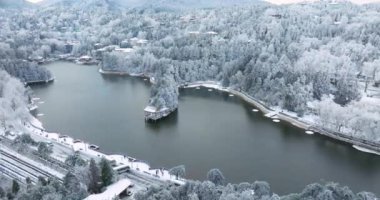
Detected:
left=0, top=0, right=379, bottom=199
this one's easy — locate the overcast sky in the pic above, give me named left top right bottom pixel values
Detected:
left=25, top=0, right=380, bottom=4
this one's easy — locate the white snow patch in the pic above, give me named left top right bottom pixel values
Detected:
left=353, top=145, right=380, bottom=156
left=360, top=95, right=380, bottom=105
left=30, top=117, right=44, bottom=130
left=144, top=105, right=157, bottom=113
left=252, top=109, right=259, bottom=112
left=273, top=119, right=280, bottom=123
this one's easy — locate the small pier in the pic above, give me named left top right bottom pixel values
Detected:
left=264, top=111, right=279, bottom=118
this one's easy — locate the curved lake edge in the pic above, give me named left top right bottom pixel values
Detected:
left=99, top=67, right=380, bottom=156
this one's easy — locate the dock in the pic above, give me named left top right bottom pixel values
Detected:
left=264, top=111, right=279, bottom=118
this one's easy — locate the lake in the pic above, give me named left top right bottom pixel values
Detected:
left=31, top=61, right=380, bottom=195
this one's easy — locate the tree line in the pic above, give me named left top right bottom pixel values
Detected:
left=136, top=167, right=377, bottom=200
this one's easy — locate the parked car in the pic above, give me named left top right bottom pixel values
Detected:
left=8, top=131, right=15, bottom=137
left=89, top=144, right=100, bottom=150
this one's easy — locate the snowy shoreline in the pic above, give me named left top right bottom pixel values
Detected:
left=99, top=68, right=380, bottom=155
left=27, top=115, right=185, bottom=185
left=99, top=68, right=147, bottom=77
left=183, top=82, right=380, bottom=156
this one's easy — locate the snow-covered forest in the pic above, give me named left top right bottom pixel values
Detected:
left=123, top=3, right=379, bottom=139
left=0, top=0, right=379, bottom=141
left=0, top=0, right=379, bottom=199
left=0, top=8, right=53, bottom=83
left=135, top=171, right=377, bottom=200
left=0, top=71, right=31, bottom=133
left=0, top=166, right=377, bottom=200
left=100, top=2, right=380, bottom=141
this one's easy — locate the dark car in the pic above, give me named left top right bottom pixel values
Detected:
left=89, top=144, right=100, bottom=150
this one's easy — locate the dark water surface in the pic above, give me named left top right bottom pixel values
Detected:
left=31, top=62, right=380, bottom=195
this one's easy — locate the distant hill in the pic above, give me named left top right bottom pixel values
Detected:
left=36, top=0, right=261, bottom=9
left=114, top=0, right=261, bottom=9
left=147, top=0, right=259, bottom=9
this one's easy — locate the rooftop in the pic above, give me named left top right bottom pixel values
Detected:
left=114, top=48, right=135, bottom=53
left=144, top=106, right=169, bottom=113
left=84, top=179, right=131, bottom=200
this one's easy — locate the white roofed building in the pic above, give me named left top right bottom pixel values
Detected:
left=114, top=48, right=135, bottom=54
left=144, top=106, right=172, bottom=121
left=84, top=179, right=132, bottom=200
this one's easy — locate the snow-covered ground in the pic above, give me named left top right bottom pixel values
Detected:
left=0, top=145, right=65, bottom=180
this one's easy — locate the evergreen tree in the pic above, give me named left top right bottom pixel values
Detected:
left=25, top=177, right=32, bottom=185
left=0, top=186, right=5, bottom=198
left=63, top=172, right=88, bottom=200
left=99, top=157, right=114, bottom=187
left=207, top=168, right=226, bottom=186
left=88, top=158, right=101, bottom=194
left=169, top=165, right=186, bottom=180
left=37, top=142, right=53, bottom=158
left=64, top=172, right=80, bottom=191
left=65, top=152, right=87, bottom=167
left=11, top=179, right=20, bottom=194
left=38, top=176, right=48, bottom=186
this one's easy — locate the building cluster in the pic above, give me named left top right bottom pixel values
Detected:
left=57, top=38, right=149, bottom=65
